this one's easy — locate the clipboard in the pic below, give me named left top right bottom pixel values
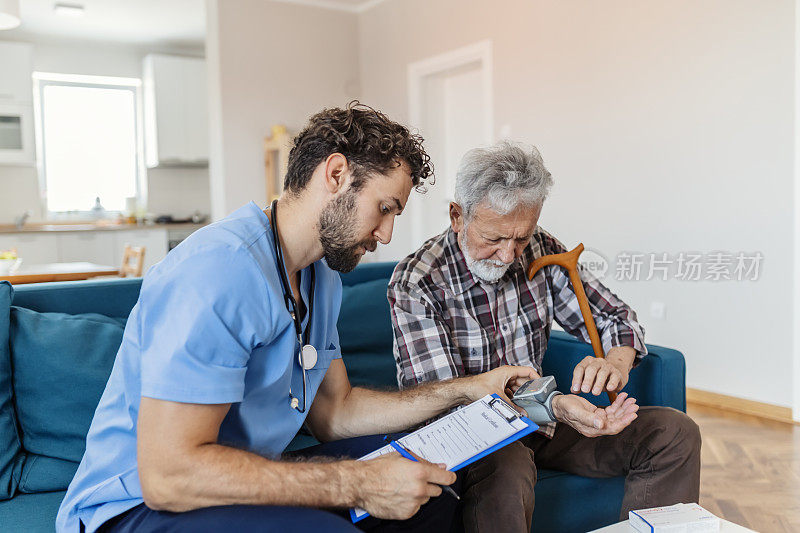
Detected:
left=350, top=393, right=538, bottom=523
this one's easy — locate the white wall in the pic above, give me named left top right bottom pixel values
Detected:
left=205, top=0, right=360, bottom=220
left=359, top=0, right=795, bottom=408
left=0, top=38, right=210, bottom=223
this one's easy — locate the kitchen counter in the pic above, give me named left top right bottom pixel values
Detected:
left=0, top=223, right=206, bottom=272
left=0, top=222, right=207, bottom=234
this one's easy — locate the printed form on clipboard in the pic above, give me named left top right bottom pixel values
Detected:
left=350, top=393, right=539, bottom=523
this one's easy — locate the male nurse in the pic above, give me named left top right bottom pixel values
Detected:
left=56, top=103, right=539, bottom=533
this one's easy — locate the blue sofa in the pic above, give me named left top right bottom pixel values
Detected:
left=0, top=262, right=687, bottom=532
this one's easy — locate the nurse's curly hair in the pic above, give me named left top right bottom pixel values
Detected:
left=284, top=101, right=434, bottom=194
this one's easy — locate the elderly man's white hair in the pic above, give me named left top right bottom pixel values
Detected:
left=454, top=141, right=553, bottom=220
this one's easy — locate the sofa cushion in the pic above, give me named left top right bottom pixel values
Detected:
left=18, top=455, right=80, bottom=494
left=0, top=489, right=66, bottom=533
left=0, top=282, right=23, bottom=500
left=9, top=307, right=124, bottom=493
left=337, top=278, right=397, bottom=389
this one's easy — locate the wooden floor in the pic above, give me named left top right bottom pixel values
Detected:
left=688, top=404, right=800, bottom=532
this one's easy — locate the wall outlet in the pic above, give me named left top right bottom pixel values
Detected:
left=650, top=301, right=666, bottom=320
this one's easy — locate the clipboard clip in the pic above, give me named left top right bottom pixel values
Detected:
left=488, top=397, right=519, bottom=422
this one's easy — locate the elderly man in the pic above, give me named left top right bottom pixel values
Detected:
left=388, top=141, right=701, bottom=533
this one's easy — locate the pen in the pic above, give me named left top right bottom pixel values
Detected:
left=387, top=439, right=460, bottom=501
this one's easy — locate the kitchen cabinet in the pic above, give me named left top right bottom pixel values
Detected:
left=143, top=54, right=209, bottom=168
left=0, top=42, right=35, bottom=165
left=0, top=228, right=170, bottom=274
left=57, top=232, right=117, bottom=266
left=0, top=233, right=59, bottom=264
left=0, top=42, right=33, bottom=104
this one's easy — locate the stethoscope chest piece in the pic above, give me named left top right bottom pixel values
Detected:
left=300, top=344, right=317, bottom=370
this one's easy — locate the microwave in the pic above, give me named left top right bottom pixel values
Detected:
left=0, top=103, right=34, bottom=165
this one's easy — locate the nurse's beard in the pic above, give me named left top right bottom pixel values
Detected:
left=318, top=190, right=377, bottom=273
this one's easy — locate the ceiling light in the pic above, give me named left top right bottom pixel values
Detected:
left=54, top=2, right=85, bottom=17
left=0, top=0, right=20, bottom=30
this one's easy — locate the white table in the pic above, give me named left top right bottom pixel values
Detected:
left=0, top=262, right=119, bottom=284
left=590, top=518, right=756, bottom=532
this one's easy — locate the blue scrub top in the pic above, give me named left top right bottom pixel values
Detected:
left=56, top=202, right=343, bottom=533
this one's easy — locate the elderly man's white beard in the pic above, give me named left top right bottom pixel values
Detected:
left=459, top=233, right=512, bottom=283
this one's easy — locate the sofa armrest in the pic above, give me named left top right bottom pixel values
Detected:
left=541, top=330, right=686, bottom=412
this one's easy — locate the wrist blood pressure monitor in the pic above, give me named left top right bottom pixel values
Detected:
left=512, top=376, right=562, bottom=425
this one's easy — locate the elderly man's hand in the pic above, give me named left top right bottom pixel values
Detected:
left=551, top=392, right=639, bottom=437
left=571, top=347, right=635, bottom=395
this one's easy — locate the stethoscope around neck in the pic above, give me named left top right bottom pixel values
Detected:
left=269, top=199, right=317, bottom=413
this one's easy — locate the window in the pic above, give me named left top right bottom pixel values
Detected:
left=34, top=73, right=143, bottom=215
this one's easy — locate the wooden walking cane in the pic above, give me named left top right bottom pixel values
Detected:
left=526, top=243, right=618, bottom=403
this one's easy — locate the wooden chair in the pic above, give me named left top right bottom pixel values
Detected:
left=119, top=245, right=146, bottom=278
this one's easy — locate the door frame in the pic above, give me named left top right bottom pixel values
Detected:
left=407, top=39, right=494, bottom=246
left=794, top=0, right=800, bottom=423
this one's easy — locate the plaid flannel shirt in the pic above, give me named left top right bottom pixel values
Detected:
left=388, top=227, right=647, bottom=437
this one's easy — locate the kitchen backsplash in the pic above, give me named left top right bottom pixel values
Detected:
left=146, top=167, right=211, bottom=219
left=0, top=165, right=211, bottom=224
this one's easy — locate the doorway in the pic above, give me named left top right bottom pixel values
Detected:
left=377, top=40, right=493, bottom=262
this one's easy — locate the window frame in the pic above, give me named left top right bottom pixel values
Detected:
left=33, top=72, right=147, bottom=220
